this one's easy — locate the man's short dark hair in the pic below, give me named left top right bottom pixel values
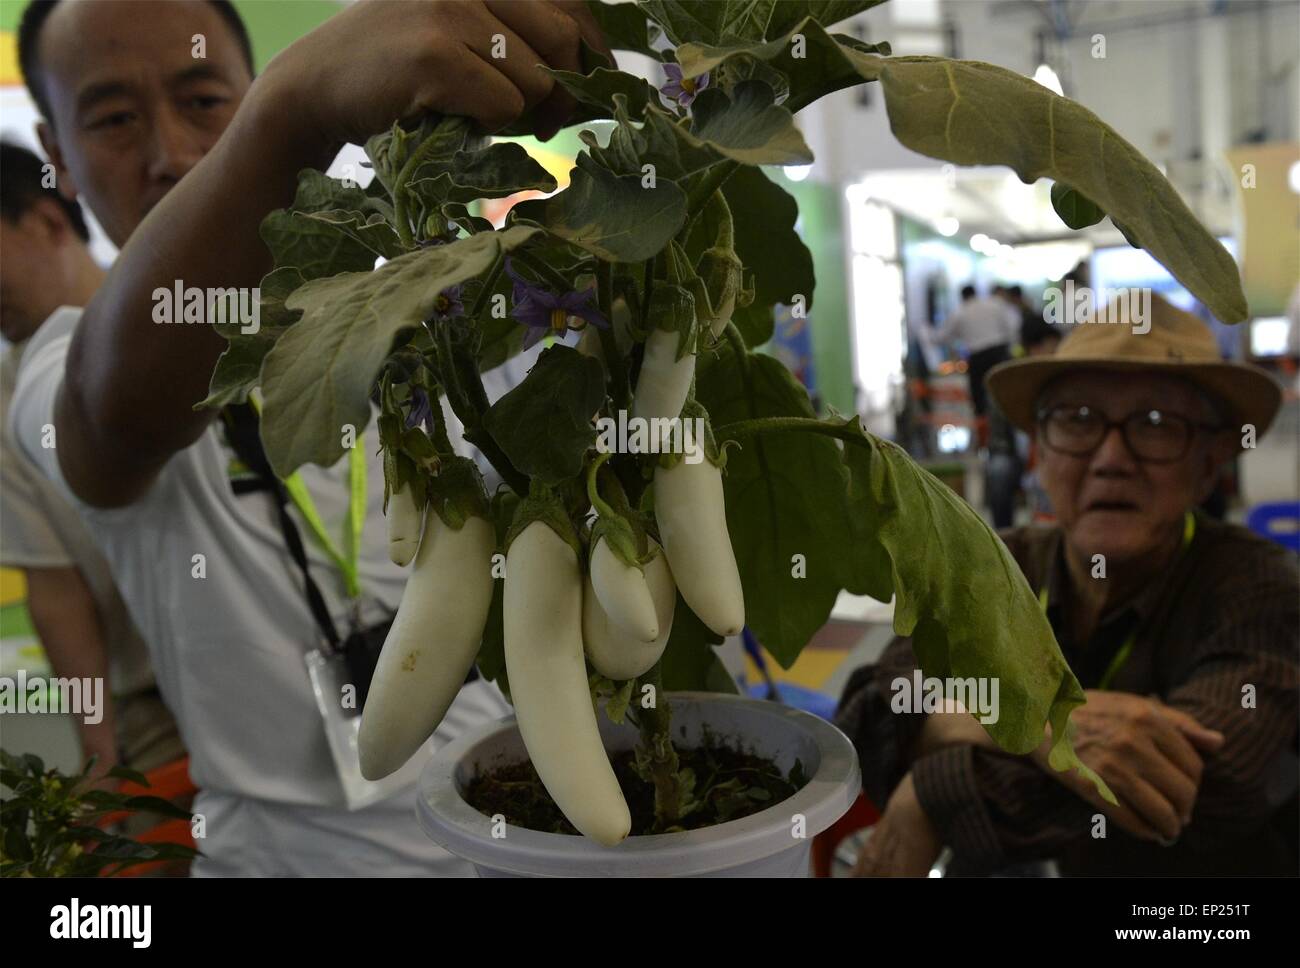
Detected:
left=960, top=284, right=977, bottom=300
left=18, top=0, right=255, bottom=123
left=0, top=141, right=90, bottom=241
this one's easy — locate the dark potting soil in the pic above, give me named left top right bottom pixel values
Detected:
left=464, top=744, right=807, bottom=837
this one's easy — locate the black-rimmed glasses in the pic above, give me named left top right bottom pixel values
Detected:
left=1036, top=404, right=1222, bottom=463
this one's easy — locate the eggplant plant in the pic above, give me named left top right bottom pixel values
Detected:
left=203, top=0, right=1247, bottom=842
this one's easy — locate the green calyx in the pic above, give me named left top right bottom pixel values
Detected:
left=647, top=240, right=700, bottom=360
left=654, top=398, right=726, bottom=471
left=587, top=452, right=650, bottom=569
left=505, top=479, right=583, bottom=559
left=694, top=192, right=746, bottom=338
left=425, top=455, right=491, bottom=530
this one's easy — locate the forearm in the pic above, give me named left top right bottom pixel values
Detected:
left=913, top=745, right=1093, bottom=869
left=25, top=567, right=118, bottom=767
left=62, top=73, right=332, bottom=476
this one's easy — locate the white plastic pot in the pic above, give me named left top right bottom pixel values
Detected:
left=416, top=691, right=861, bottom=877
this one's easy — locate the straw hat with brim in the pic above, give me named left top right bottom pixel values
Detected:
left=987, top=291, right=1282, bottom=445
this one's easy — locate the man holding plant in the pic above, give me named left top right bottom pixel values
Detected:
left=8, top=0, right=610, bottom=874
left=838, top=295, right=1298, bottom=876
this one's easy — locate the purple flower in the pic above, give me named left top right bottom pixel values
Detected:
left=405, top=387, right=434, bottom=434
left=431, top=284, right=464, bottom=322
left=661, top=63, right=709, bottom=107
left=504, top=259, right=608, bottom=350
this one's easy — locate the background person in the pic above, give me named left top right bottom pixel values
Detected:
left=931, top=284, right=1020, bottom=419
left=837, top=294, right=1298, bottom=876
left=10, top=0, right=610, bottom=875
left=1, top=141, right=183, bottom=779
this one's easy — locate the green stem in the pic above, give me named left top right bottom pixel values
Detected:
left=714, top=415, right=865, bottom=446
left=686, top=160, right=740, bottom=216
left=469, top=251, right=506, bottom=321
left=635, top=663, right=683, bottom=830
left=510, top=248, right=576, bottom=295
left=594, top=261, right=631, bottom=413
left=585, top=451, right=617, bottom=520
left=434, top=321, right=529, bottom=494
left=392, top=128, right=451, bottom=248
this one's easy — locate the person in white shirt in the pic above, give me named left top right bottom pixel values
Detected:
left=931, top=284, right=1021, bottom=417
left=9, top=0, right=611, bottom=875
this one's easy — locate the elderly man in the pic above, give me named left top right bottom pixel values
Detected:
left=836, top=294, right=1299, bottom=876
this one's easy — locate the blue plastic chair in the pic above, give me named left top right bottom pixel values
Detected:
left=1246, top=502, right=1300, bottom=552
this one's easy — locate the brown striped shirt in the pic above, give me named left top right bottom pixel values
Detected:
left=834, top=512, right=1300, bottom=875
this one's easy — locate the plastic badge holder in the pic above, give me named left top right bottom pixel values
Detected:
left=305, top=648, right=424, bottom=811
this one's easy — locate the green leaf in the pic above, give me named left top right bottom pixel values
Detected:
left=677, top=18, right=888, bottom=113
left=764, top=1, right=885, bottom=36
left=105, top=765, right=150, bottom=786
left=296, top=209, right=403, bottom=259
left=868, top=55, right=1248, bottom=322
left=718, top=165, right=814, bottom=314
left=658, top=594, right=736, bottom=692
left=482, top=345, right=605, bottom=485
left=836, top=420, right=1110, bottom=795
left=688, top=80, right=813, bottom=166
left=364, top=117, right=473, bottom=198
left=409, top=142, right=558, bottom=206
left=121, top=795, right=194, bottom=821
left=731, top=300, right=776, bottom=347
left=605, top=97, right=723, bottom=181
left=511, top=153, right=687, bottom=263
left=202, top=266, right=307, bottom=408
left=1050, top=182, right=1106, bottom=230
left=694, top=343, right=852, bottom=665
left=641, top=0, right=730, bottom=45
left=586, top=0, right=663, bottom=58
left=543, top=65, right=657, bottom=120
left=259, top=225, right=539, bottom=476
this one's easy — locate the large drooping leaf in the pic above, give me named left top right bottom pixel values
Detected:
left=258, top=225, right=538, bottom=476
left=511, top=152, right=687, bottom=262
left=677, top=17, right=889, bottom=113
left=836, top=419, right=1108, bottom=793
left=482, top=345, right=605, bottom=485
left=859, top=54, right=1248, bottom=322
left=202, top=267, right=307, bottom=408
left=688, top=80, right=813, bottom=166
left=695, top=340, right=855, bottom=666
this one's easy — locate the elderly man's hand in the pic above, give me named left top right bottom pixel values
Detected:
left=1039, top=691, right=1224, bottom=843
left=852, top=773, right=943, bottom=877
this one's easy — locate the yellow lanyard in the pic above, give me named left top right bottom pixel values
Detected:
left=248, top=395, right=366, bottom=600
left=1039, top=512, right=1195, bottom=690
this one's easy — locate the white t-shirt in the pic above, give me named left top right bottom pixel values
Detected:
left=933, top=296, right=1020, bottom=354
left=8, top=306, right=532, bottom=875
left=1, top=339, right=154, bottom=697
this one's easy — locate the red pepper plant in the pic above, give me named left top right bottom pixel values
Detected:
left=203, top=0, right=1247, bottom=842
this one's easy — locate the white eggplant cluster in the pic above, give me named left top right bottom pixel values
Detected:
left=358, top=330, right=746, bottom=845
